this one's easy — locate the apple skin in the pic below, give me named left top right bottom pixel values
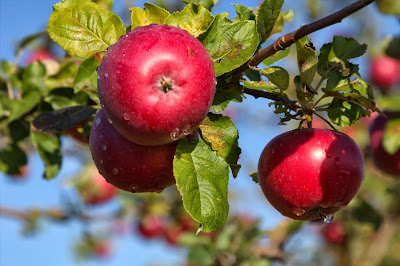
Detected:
left=369, top=55, right=400, bottom=90
left=80, top=171, right=118, bottom=205
left=369, top=112, right=400, bottom=176
left=89, top=108, right=177, bottom=193
left=321, top=220, right=346, bottom=244
left=137, top=215, right=166, bottom=239
left=258, top=128, right=364, bottom=220
left=97, top=24, right=216, bottom=146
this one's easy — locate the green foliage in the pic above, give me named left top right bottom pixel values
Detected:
left=47, top=0, right=125, bottom=57
left=385, top=36, right=400, bottom=60
left=200, top=13, right=259, bottom=77
left=173, top=139, right=229, bottom=232
left=199, top=113, right=241, bottom=177
left=376, top=0, right=400, bottom=16
left=256, top=0, right=284, bottom=44
left=130, top=3, right=170, bottom=30
left=383, top=115, right=400, bottom=155
left=260, top=66, right=289, bottom=91
left=296, top=36, right=318, bottom=85
left=182, top=0, right=217, bottom=11
left=262, top=47, right=291, bottom=66
left=164, top=3, right=214, bottom=37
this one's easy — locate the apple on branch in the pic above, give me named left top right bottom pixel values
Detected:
left=97, top=24, right=216, bottom=146
left=258, top=128, right=364, bottom=221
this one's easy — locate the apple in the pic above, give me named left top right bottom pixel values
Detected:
left=369, top=55, right=400, bottom=90
left=93, top=241, right=112, bottom=259
left=89, top=108, right=178, bottom=193
left=321, top=220, right=346, bottom=244
left=24, top=48, right=60, bottom=76
left=78, top=170, right=118, bottom=205
left=66, top=121, right=89, bottom=144
left=137, top=215, right=166, bottom=239
left=369, top=112, right=400, bottom=176
left=97, top=24, right=216, bottom=146
left=257, top=128, right=364, bottom=220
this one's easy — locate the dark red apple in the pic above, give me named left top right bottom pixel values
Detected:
left=79, top=170, right=118, bottom=205
left=137, top=215, right=166, bottom=239
left=369, top=112, right=400, bottom=176
left=89, top=108, right=177, bottom=193
left=97, top=24, right=216, bottom=146
left=321, top=220, right=346, bottom=244
left=369, top=55, right=400, bottom=90
left=258, top=128, right=364, bottom=220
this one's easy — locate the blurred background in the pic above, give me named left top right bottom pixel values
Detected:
left=1, top=0, right=399, bottom=265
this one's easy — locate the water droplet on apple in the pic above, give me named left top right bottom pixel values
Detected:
left=97, top=75, right=100, bottom=80
left=125, top=34, right=129, bottom=38
left=324, top=214, right=334, bottom=224
left=99, top=159, right=104, bottom=164
left=122, top=53, right=125, bottom=56
left=130, top=186, right=137, bottom=193
left=112, top=168, right=119, bottom=175
left=104, top=73, right=109, bottom=78
left=170, top=129, right=180, bottom=140
left=101, top=144, right=107, bottom=151
left=155, top=188, right=164, bottom=193
left=99, top=134, right=103, bottom=139
left=96, top=66, right=99, bottom=72
left=293, top=208, right=306, bottom=216
left=93, top=117, right=101, bottom=128
left=107, top=117, right=113, bottom=124
left=339, top=169, right=350, bottom=179
left=182, top=126, right=191, bottom=135
left=123, top=113, right=130, bottom=121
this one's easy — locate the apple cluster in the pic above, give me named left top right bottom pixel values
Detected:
left=89, top=24, right=216, bottom=193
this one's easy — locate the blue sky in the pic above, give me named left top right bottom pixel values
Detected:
left=1, top=0, right=398, bottom=265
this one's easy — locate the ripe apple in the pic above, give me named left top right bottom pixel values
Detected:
left=369, top=55, right=400, bottom=90
left=78, top=170, right=118, bottom=205
left=321, top=220, right=346, bottom=244
left=137, top=215, right=166, bottom=239
left=97, top=24, right=216, bottom=146
left=369, top=112, right=400, bottom=176
left=258, top=128, right=364, bottom=220
left=89, top=108, right=177, bottom=193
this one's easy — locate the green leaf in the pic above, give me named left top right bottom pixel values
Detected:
left=7, top=91, right=41, bottom=123
left=234, top=4, right=255, bottom=22
left=182, top=0, right=216, bottom=10
left=173, top=139, right=229, bottom=232
left=164, top=3, right=214, bottom=37
left=243, top=80, right=278, bottom=92
left=23, top=61, right=47, bottom=94
left=260, top=66, right=289, bottom=90
left=8, top=120, right=30, bottom=142
left=32, top=105, right=96, bottom=132
left=45, top=61, right=77, bottom=90
left=47, top=0, right=125, bottom=58
left=296, top=36, right=318, bottom=85
left=211, top=79, right=243, bottom=112
left=268, top=9, right=293, bottom=38
left=0, top=143, right=27, bottom=175
left=318, top=36, right=367, bottom=77
left=377, top=96, right=400, bottom=112
left=74, top=55, right=100, bottom=92
left=1, top=60, right=13, bottom=75
left=30, top=132, right=62, bottom=179
left=385, top=36, right=400, bottom=60
left=199, top=113, right=241, bottom=177
left=383, top=116, right=400, bottom=155
left=327, top=98, right=366, bottom=127
left=262, top=47, right=291, bottom=66
left=200, top=13, right=258, bottom=77
left=130, top=3, right=170, bottom=31
left=376, top=0, right=400, bottom=16
left=256, top=0, right=284, bottom=43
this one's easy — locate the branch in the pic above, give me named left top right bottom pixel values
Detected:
left=243, top=87, right=300, bottom=111
left=237, top=0, right=376, bottom=74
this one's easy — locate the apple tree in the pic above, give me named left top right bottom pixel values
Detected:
left=1, top=0, right=400, bottom=265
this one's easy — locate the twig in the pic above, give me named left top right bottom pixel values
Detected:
left=243, top=87, right=300, bottom=111
left=236, top=0, right=376, bottom=74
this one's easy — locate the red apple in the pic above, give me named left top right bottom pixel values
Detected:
left=258, top=128, right=364, bottom=220
left=137, top=215, right=166, bottom=239
left=369, top=112, right=400, bottom=176
left=97, top=24, right=216, bottom=146
left=89, top=108, right=177, bottom=193
left=66, top=121, right=89, bottom=144
left=321, top=220, right=346, bottom=244
left=24, top=49, right=55, bottom=65
left=164, top=225, right=184, bottom=246
left=369, top=55, right=400, bottom=90
left=93, top=241, right=112, bottom=259
left=79, top=170, right=118, bottom=205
